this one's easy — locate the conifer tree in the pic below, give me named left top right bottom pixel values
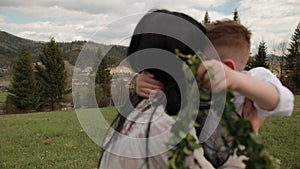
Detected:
left=203, top=11, right=211, bottom=24
left=233, top=8, right=240, bottom=22
left=35, top=38, right=68, bottom=111
left=7, top=46, right=39, bottom=112
left=285, top=21, right=300, bottom=89
left=95, top=54, right=111, bottom=107
left=250, top=40, right=269, bottom=68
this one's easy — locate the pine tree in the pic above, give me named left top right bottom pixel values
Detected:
left=35, top=38, right=69, bottom=111
left=245, top=55, right=255, bottom=70
left=233, top=8, right=240, bottom=22
left=203, top=11, right=211, bottom=24
left=285, top=21, right=300, bottom=89
left=95, top=55, right=111, bottom=107
left=250, top=41, right=269, bottom=68
left=7, top=46, right=39, bottom=112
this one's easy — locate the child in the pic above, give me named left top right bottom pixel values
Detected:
left=201, top=20, right=293, bottom=129
left=135, top=20, right=294, bottom=168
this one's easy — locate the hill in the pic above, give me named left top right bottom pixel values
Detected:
left=0, top=31, right=127, bottom=66
left=0, top=31, right=43, bottom=59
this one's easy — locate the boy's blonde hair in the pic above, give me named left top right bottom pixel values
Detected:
left=205, top=20, right=252, bottom=70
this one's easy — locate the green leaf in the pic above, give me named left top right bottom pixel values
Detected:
left=183, top=147, right=192, bottom=155
left=179, top=131, right=186, bottom=139
left=193, top=122, right=200, bottom=128
left=207, top=66, right=215, bottom=80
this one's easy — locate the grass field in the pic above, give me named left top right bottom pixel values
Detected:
left=260, top=95, right=300, bottom=169
left=0, top=108, right=116, bottom=169
left=0, top=98, right=299, bottom=169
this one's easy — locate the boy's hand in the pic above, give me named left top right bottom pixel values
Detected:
left=136, top=71, right=164, bottom=98
left=196, top=59, right=238, bottom=93
left=243, top=98, right=266, bottom=134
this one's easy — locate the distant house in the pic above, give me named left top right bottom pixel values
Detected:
left=0, top=68, right=8, bottom=73
left=72, top=79, right=88, bottom=86
left=82, top=66, right=93, bottom=73
left=0, top=81, right=10, bottom=90
left=73, top=67, right=81, bottom=73
left=109, top=65, right=133, bottom=75
left=109, top=65, right=136, bottom=89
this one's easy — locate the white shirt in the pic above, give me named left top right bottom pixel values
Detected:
left=233, top=67, right=294, bottom=118
left=99, top=99, right=214, bottom=169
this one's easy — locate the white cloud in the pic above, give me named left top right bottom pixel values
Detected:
left=0, top=0, right=227, bottom=12
left=0, top=5, right=142, bottom=42
left=0, top=15, right=6, bottom=24
left=0, top=0, right=299, bottom=51
left=238, top=0, right=300, bottom=51
left=144, top=0, right=227, bottom=9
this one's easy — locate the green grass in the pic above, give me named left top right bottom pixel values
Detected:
left=0, top=98, right=299, bottom=169
left=260, top=95, right=300, bottom=169
left=0, top=108, right=117, bottom=169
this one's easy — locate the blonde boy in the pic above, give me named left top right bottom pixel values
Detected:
left=199, top=20, right=293, bottom=131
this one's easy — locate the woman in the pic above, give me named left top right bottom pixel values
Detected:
left=98, top=9, right=213, bottom=169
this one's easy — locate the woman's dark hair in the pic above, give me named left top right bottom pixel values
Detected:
left=127, top=9, right=206, bottom=114
left=98, top=9, right=206, bottom=169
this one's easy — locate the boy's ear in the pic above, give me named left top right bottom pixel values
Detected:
left=223, top=59, right=236, bottom=70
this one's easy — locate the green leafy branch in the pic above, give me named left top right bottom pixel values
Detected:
left=167, top=51, right=280, bottom=169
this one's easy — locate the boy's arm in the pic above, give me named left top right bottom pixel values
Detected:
left=243, top=67, right=294, bottom=117
left=197, top=60, right=294, bottom=115
left=229, top=68, right=279, bottom=111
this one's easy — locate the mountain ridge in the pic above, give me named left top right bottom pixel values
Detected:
left=0, top=30, right=127, bottom=66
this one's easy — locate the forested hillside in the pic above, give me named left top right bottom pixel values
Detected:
left=0, top=31, right=127, bottom=66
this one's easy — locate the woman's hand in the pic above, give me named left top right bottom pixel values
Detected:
left=136, top=71, right=164, bottom=98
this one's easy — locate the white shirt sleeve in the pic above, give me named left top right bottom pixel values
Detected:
left=245, top=67, right=294, bottom=117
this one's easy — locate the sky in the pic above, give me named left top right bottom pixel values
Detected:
left=0, top=0, right=299, bottom=52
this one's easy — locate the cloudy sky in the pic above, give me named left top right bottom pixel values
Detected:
left=0, top=0, right=299, bottom=51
